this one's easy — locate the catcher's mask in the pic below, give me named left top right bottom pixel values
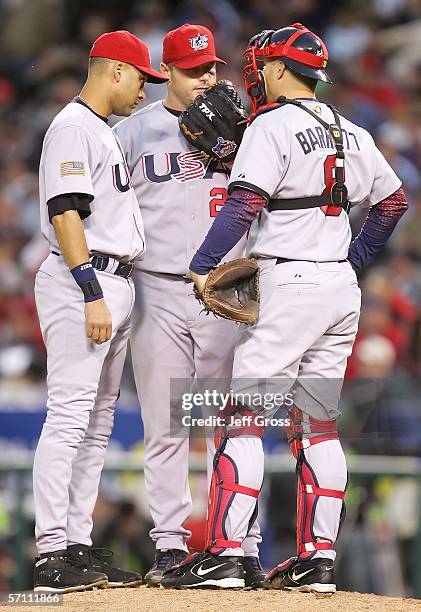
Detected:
left=243, top=22, right=331, bottom=113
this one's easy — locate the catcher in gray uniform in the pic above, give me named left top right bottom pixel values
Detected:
left=114, top=23, right=263, bottom=587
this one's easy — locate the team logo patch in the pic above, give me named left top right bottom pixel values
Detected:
left=189, top=33, right=209, bottom=51
left=60, top=161, right=85, bottom=177
left=212, top=137, right=237, bottom=159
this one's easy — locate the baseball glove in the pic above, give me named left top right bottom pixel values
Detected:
left=179, top=80, right=249, bottom=162
left=194, top=258, right=260, bottom=324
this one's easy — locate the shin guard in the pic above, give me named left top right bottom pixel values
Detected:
left=206, top=418, right=263, bottom=553
left=287, top=406, right=347, bottom=559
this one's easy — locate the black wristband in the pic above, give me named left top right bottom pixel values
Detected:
left=80, top=278, right=103, bottom=301
left=70, top=262, right=103, bottom=303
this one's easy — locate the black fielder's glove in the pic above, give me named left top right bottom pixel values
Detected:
left=179, top=80, right=249, bottom=162
left=194, top=258, right=260, bottom=324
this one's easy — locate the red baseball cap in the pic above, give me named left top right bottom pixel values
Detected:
left=163, top=24, right=226, bottom=69
left=90, top=30, right=168, bottom=84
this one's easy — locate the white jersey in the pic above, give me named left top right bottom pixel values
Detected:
left=114, top=100, right=244, bottom=275
left=39, top=100, right=145, bottom=263
left=229, top=99, right=402, bottom=262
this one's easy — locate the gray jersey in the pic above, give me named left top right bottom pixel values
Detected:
left=39, top=101, right=145, bottom=263
left=229, top=100, right=401, bottom=262
left=114, top=100, right=244, bottom=274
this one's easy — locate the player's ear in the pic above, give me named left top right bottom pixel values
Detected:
left=278, top=61, right=287, bottom=80
left=160, top=62, right=171, bottom=80
left=112, top=61, right=124, bottom=83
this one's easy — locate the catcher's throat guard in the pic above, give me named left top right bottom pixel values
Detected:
left=244, top=23, right=331, bottom=113
left=195, top=258, right=260, bottom=324
left=243, top=30, right=273, bottom=113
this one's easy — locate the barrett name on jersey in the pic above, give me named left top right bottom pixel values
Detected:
left=229, top=100, right=401, bottom=263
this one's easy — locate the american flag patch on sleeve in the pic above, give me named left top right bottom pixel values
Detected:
left=60, top=161, right=85, bottom=177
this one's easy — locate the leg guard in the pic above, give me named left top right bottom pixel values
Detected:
left=287, top=406, right=348, bottom=560
left=206, top=413, right=264, bottom=553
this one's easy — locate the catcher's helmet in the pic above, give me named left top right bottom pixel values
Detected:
left=244, top=23, right=331, bottom=112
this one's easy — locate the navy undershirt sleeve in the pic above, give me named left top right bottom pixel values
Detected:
left=348, top=187, right=407, bottom=270
left=190, top=187, right=408, bottom=275
left=190, top=188, right=267, bottom=274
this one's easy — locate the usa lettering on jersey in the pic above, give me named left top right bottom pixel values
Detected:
left=112, top=100, right=245, bottom=275
left=40, top=102, right=145, bottom=262
left=141, top=152, right=228, bottom=183
left=112, top=161, right=132, bottom=192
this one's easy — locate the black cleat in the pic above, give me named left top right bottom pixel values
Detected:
left=160, top=551, right=245, bottom=589
left=243, top=556, right=266, bottom=589
left=33, top=550, right=108, bottom=593
left=265, top=556, right=336, bottom=593
left=144, top=549, right=188, bottom=587
left=67, top=544, right=142, bottom=588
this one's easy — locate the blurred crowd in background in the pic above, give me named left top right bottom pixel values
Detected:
left=0, top=0, right=421, bottom=598
left=1, top=0, right=421, bottom=399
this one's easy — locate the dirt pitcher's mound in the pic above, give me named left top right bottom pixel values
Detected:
left=4, top=586, right=420, bottom=612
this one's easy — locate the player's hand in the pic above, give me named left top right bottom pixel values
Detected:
left=191, top=271, right=209, bottom=295
left=85, top=298, right=112, bottom=344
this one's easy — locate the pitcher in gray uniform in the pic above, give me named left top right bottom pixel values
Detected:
left=114, top=23, right=263, bottom=587
left=33, top=31, right=167, bottom=593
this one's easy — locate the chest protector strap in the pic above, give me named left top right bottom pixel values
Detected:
left=252, top=97, right=350, bottom=214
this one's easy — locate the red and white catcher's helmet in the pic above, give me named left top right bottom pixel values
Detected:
left=243, top=23, right=331, bottom=112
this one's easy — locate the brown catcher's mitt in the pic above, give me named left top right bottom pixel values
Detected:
left=194, top=258, right=260, bottom=324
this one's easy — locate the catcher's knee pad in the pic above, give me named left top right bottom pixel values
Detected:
left=286, top=406, right=347, bottom=559
left=206, top=416, right=264, bottom=552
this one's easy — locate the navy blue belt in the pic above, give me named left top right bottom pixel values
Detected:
left=52, top=251, right=134, bottom=279
left=276, top=258, right=347, bottom=265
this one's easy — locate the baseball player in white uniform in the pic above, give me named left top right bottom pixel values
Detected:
left=33, top=31, right=167, bottom=593
left=160, top=23, right=408, bottom=591
left=114, top=23, right=263, bottom=588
